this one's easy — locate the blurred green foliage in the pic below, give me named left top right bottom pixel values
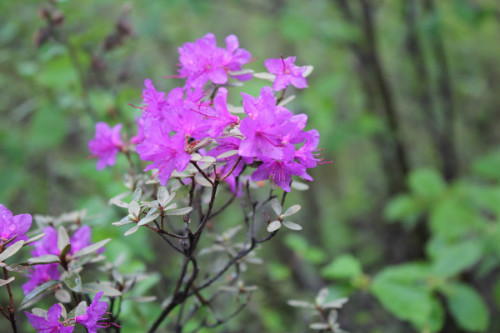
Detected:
left=1, top=0, right=499, bottom=332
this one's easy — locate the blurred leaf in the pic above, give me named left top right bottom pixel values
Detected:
left=385, top=194, right=421, bottom=223
left=0, top=240, right=25, bottom=262
left=473, top=150, right=500, bottom=181
left=371, top=263, right=433, bottom=329
left=431, top=240, right=482, bottom=278
left=62, top=271, right=82, bottom=292
left=21, top=280, right=59, bottom=307
left=444, top=283, right=489, bottom=332
left=72, top=238, right=111, bottom=258
left=29, top=106, right=67, bottom=150
left=409, top=168, right=446, bottom=200
left=321, top=254, right=362, bottom=280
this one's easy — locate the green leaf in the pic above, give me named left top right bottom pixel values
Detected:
left=29, top=107, right=67, bottom=150
left=444, top=283, right=489, bottom=332
left=21, top=280, right=59, bottom=307
left=57, top=227, right=70, bottom=253
left=0, top=240, right=25, bottom=262
left=72, top=238, right=111, bottom=258
left=82, top=282, right=122, bottom=297
left=321, top=254, right=362, bottom=280
left=431, top=240, right=482, bottom=278
left=384, top=194, right=421, bottom=222
left=430, top=196, right=476, bottom=240
left=371, top=263, right=433, bottom=329
left=62, top=271, right=82, bottom=292
left=409, top=168, right=446, bottom=200
left=28, top=254, right=60, bottom=265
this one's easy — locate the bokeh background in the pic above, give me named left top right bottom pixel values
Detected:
left=1, top=0, right=499, bottom=332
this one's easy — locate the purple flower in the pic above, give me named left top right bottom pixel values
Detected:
left=23, top=226, right=97, bottom=294
left=136, top=126, right=191, bottom=186
left=76, top=292, right=108, bottom=333
left=178, top=33, right=251, bottom=88
left=251, top=145, right=309, bottom=192
left=295, top=129, right=321, bottom=168
left=0, top=204, right=32, bottom=247
left=209, top=87, right=240, bottom=137
left=130, top=117, right=145, bottom=145
left=88, top=122, right=124, bottom=170
left=22, top=263, right=60, bottom=295
left=238, top=87, right=292, bottom=160
left=264, top=56, right=308, bottom=91
left=25, top=303, right=74, bottom=333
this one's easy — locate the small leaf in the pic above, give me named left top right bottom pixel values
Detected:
left=303, top=65, right=314, bottom=77
left=444, top=283, right=489, bottom=332
left=55, top=289, right=71, bottom=303
left=253, top=72, right=276, bottom=81
left=291, top=181, right=309, bottom=191
left=21, top=280, right=59, bottom=306
left=138, top=213, right=160, bottom=226
left=82, top=282, right=122, bottom=297
left=310, top=323, right=329, bottom=330
left=316, top=288, right=329, bottom=305
left=198, top=155, right=216, bottom=164
left=270, top=198, right=282, bottom=216
left=323, top=298, right=348, bottom=309
left=287, top=300, right=315, bottom=308
left=321, top=254, right=363, bottom=280
left=158, top=187, right=174, bottom=207
left=282, top=221, right=302, bottom=231
left=28, top=254, right=60, bottom=265
left=432, top=240, right=482, bottom=278
left=283, top=205, right=301, bottom=217
left=31, top=308, right=47, bottom=318
left=24, top=233, right=45, bottom=245
left=217, top=150, right=239, bottom=159
left=0, top=277, right=15, bottom=286
left=132, top=187, right=142, bottom=202
left=72, top=238, right=111, bottom=258
left=109, top=197, right=129, bottom=209
left=112, top=216, right=132, bottom=226
left=267, top=220, right=281, bottom=232
left=128, top=201, right=140, bottom=217
left=0, top=240, right=25, bottom=262
left=74, top=301, right=87, bottom=317
left=165, top=207, right=193, bottom=216
left=194, top=174, right=213, bottom=187
left=57, top=227, right=70, bottom=253
left=229, top=69, right=254, bottom=76
left=59, top=243, right=72, bottom=258
left=124, top=225, right=140, bottom=236
left=62, top=271, right=82, bottom=292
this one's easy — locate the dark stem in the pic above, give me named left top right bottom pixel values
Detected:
left=2, top=267, right=17, bottom=333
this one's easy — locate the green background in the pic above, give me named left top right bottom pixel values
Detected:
left=1, top=0, right=499, bottom=332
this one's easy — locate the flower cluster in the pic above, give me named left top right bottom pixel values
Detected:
left=22, top=225, right=100, bottom=294
left=25, top=292, right=109, bottom=333
left=89, top=33, right=320, bottom=192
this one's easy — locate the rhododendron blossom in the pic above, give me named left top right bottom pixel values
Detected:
left=88, top=122, right=124, bottom=170
left=178, top=33, right=252, bottom=88
left=76, top=292, right=109, bottom=333
left=264, top=56, right=308, bottom=91
left=25, top=303, right=74, bottom=333
left=0, top=204, right=32, bottom=247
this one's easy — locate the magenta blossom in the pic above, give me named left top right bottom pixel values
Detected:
left=136, top=126, right=191, bottom=185
left=238, top=87, right=293, bottom=160
left=251, top=145, right=310, bottom=192
left=23, top=226, right=98, bottom=294
left=0, top=204, right=32, bottom=247
left=25, top=303, right=74, bottom=333
left=88, top=122, right=124, bottom=170
left=76, top=292, right=109, bottom=333
left=264, top=56, right=308, bottom=91
left=178, top=33, right=251, bottom=88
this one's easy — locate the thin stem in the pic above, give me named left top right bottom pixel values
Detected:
left=2, top=267, right=17, bottom=333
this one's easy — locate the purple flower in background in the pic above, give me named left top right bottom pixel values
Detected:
left=88, top=122, right=124, bottom=170
left=0, top=204, right=32, bottom=247
left=264, top=56, right=308, bottom=91
left=22, top=263, right=60, bottom=295
left=130, top=117, right=145, bottom=145
left=23, top=226, right=96, bottom=294
left=136, top=126, right=191, bottom=185
left=76, top=292, right=109, bottom=333
left=178, top=33, right=251, bottom=88
left=25, top=303, right=74, bottom=333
